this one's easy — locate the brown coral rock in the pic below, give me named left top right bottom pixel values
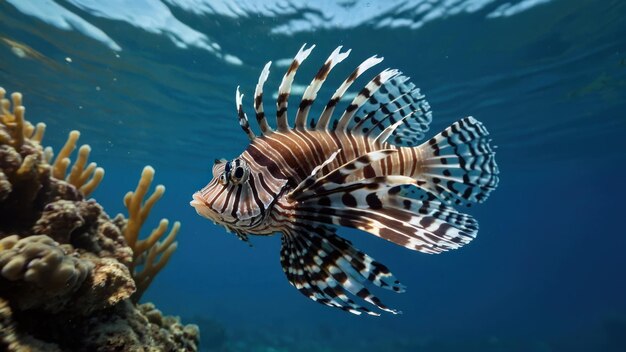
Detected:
left=0, top=235, right=97, bottom=313
left=95, top=219, right=133, bottom=267
left=2, top=297, right=199, bottom=352
left=0, top=235, right=135, bottom=315
left=0, top=138, right=50, bottom=229
left=81, top=301, right=200, bottom=352
left=0, top=235, right=92, bottom=291
left=73, top=257, right=136, bottom=316
left=32, top=200, right=87, bottom=243
left=32, top=199, right=133, bottom=266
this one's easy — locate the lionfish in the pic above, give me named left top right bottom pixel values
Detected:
left=191, top=44, right=499, bottom=316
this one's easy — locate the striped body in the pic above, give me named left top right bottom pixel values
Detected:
left=191, top=45, right=499, bottom=315
left=246, top=130, right=424, bottom=185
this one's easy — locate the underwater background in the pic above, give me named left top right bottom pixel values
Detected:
left=1, top=0, right=625, bottom=351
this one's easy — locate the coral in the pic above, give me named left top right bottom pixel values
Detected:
left=0, top=235, right=92, bottom=293
left=50, top=130, right=104, bottom=197
left=72, top=257, right=136, bottom=315
left=0, top=88, right=44, bottom=148
left=0, top=86, right=196, bottom=351
left=0, top=297, right=63, bottom=352
left=0, top=236, right=133, bottom=314
left=32, top=200, right=96, bottom=243
left=32, top=199, right=133, bottom=266
left=80, top=301, right=199, bottom=351
left=0, top=297, right=199, bottom=352
left=123, top=165, right=179, bottom=302
left=0, top=169, right=11, bottom=202
left=138, top=303, right=200, bottom=350
left=0, top=88, right=50, bottom=229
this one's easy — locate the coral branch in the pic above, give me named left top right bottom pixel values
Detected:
left=123, top=166, right=179, bottom=302
left=134, top=223, right=179, bottom=300
left=30, top=122, right=45, bottom=142
left=50, top=130, right=105, bottom=197
left=12, top=105, right=24, bottom=147
left=52, top=130, right=79, bottom=179
left=0, top=88, right=30, bottom=148
left=0, top=89, right=50, bottom=210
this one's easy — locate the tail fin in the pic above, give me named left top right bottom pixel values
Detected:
left=417, top=116, right=499, bottom=207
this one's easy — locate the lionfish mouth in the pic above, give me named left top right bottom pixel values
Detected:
left=190, top=192, right=210, bottom=216
left=189, top=192, right=204, bottom=208
left=189, top=192, right=249, bottom=243
left=190, top=193, right=237, bottom=233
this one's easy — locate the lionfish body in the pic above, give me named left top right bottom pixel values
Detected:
left=191, top=45, right=499, bottom=315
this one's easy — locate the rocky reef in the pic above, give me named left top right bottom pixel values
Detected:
left=0, top=87, right=198, bottom=351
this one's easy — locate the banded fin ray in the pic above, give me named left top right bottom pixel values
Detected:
left=316, top=55, right=384, bottom=130
left=254, top=61, right=273, bottom=135
left=295, top=226, right=401, bottom=315
left=372, top=109, right=413, bottom=145
left=417, top=116, right=499, bottom=207
left=294, top=187, right=478, bottom=254
left=295, top=46, right=351, bottom=130
left=236, top=87, right=255, bottom=141
left=280, top=231, right=355, bottom=313
left=355, top=75, right=432, bottom=146
left=335, top=69, right=400, bottom=132
left=287, top=150, right=477, bottom=254
left=280, top=223, right=404, bottom=315
left=276, top=44, right=315, bottom=131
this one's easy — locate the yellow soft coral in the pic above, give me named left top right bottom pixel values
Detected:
left=1, top=87, right=102, bottom=196
left=123, top=166, right=179, bottom=302
left=1, top=88, right=49, bottom=204
left=50, top=130, right=104, bottom=197
left=0, top=88, right=45, bottom=147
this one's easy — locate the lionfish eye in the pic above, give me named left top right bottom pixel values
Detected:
left=228, top=158, right=249, bottom=184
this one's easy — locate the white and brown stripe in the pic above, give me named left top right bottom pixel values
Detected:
left=276, top=44, right=315, bottom=132
left=316, top=55, right=383, bottom=130
left=254, top=61, right=273, bottom=135
left=294, top=46, right=350, bottom=130
left=236, top=87, right=255, bottom=141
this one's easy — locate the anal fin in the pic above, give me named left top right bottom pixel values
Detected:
left=281, top=223, right=404, bottom=315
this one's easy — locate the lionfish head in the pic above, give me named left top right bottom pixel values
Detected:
left=190, top=156, right=265, bottom=235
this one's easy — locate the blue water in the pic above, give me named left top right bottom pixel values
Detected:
left=2, top=0, right=626, bottom=351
